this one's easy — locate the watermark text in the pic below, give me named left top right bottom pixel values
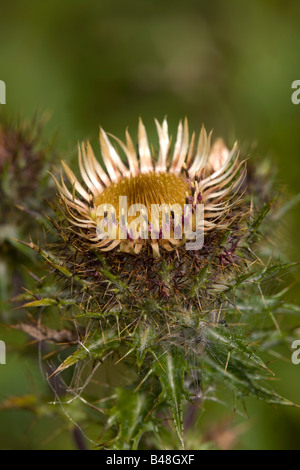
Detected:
left=292, top=340, right=300, bottom=365
left=0, top=340, right=6, bottom=364
left=95, top=198, right=205, bottom=250
left=291, top=80, right=300, bottom=105
left=0, top=80, right=6, bottom=104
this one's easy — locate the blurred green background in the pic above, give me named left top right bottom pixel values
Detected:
left=0, top=0, right=300, bottom=449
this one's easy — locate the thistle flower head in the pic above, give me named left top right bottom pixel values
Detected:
left=0, top=114, right=55, bottom=232
left=55, top=118, right=246, bottom=257
left=0, top=120, right=42, bottom=198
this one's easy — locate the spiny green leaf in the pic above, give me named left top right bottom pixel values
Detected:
left=253, top=262, right=298, bottom=283
left=99, top=269, right=129, bottom=293
left=17, top=240, right=90, bottom=287
left=190, top=264, right=211, bottom=297
left=205, top=326, right=271, bottom=373
left=22, top=298, right=58, bottom=308
left=153, top=348, right=188, bottom=447
left=134, top=325, right=156, bottom=368
left=55, top=330, right=120, bottom=373
left=22, top=297, right=77, bottom=309
left=106, top=388, right=154, bottom=450
left=202, top=355, right=297, bottom=407
left=249, top=197, right=277, bottom=235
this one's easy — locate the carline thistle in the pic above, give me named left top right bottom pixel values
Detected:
left=54, top=117, right=246, bottom=258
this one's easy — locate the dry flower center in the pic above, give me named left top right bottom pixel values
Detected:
left=94, top=172, right=190, bottom=214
